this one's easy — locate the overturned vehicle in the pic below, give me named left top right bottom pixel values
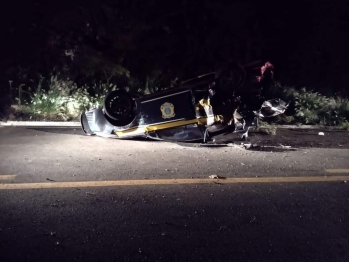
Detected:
left=81, top=62, right=288, bottom=142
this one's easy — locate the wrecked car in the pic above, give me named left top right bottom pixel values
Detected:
left=80, top=62, right=288, bottom=142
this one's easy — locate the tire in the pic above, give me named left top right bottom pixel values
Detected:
left=215, top=62, right=246, bottom=93
left=103, top=90, right=135, bottom=121
left=129, top=91, right=143, bottom=99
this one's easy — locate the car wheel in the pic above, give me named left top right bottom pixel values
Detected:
left=103, top=90, right=135, bottom=121
left=215, top=62, right=246, bottom=93
left=129, top=91, right=143, bottom=99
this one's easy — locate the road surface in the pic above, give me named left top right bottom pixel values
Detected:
left=0, top=127, right=348, bottom=262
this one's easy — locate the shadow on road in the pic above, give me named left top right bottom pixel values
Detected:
left=247, top=145, right=298, bottom=152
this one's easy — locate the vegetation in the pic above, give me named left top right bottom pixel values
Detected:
left=270, top=83, right=349, bottom=128
left=7, top=71, right=171, bottom=121
left=10, top=77, right=115, bottom=121
left=258, top=121, right=278, bottom=135
left=7, top=75, right=349, bottom=130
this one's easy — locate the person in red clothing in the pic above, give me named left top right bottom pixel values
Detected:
left=257, top=61, right=275, bottom=100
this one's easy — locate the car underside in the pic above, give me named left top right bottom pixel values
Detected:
left=81, top=62, right=288, bottom=142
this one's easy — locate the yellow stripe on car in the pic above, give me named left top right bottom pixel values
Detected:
left=115, top=118, right=207, bottom=137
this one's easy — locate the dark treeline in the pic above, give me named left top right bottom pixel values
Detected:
left=1, top=0, right=348, bottom=98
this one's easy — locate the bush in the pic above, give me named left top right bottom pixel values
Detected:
left=295, top=89, right=349, bottom=126
left=9, top=74, right=349, bottom=126
left=258, top=121, right=277, bottom=135
left=294, top=88, right=330, bottom=124
left=340, top=121, right=349, bottom=130
left=15, top=74, right=117, bottom=121
left=273, top=82, right=349, bottom=127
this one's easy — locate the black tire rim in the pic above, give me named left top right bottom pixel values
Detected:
left=105, top=92, right=133, bottom=120
left=216, top=63, right=246, bottom=92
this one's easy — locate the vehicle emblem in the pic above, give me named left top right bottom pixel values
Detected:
left=160, top=102, right=175, bottom=119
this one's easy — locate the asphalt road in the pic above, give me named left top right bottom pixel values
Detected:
left=0, top=127, right=349, bottom=262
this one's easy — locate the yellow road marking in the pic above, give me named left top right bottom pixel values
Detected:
left=0, top=176, right=348, bottom=190
left=325, top=169, right=349, bottom=174
left=0, top=175, right=16, bottom=180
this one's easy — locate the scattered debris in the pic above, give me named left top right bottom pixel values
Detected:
left=318, top=132, right=325, bottom=136
left=241, top=163, right=246, bottom=166
left=227, top=143, right=246, bottom=150
left=209, top=175, right=226, bottom=179
left=242, top=143, right=252, bottom=149
left=278, top=143, right=292, bottom=149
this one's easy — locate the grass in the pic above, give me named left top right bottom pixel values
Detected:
left=258, top=121, right=278, bottom=135
left=340, top=121, right=349, bottom=130
left=6, top=75, right=349, bottom=127
left=9, top=74, right=118, bottom=121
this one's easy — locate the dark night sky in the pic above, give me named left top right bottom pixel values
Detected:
left=0, top=0, right=313, bottom=58
left=1, top=0, right=349, bottom=92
